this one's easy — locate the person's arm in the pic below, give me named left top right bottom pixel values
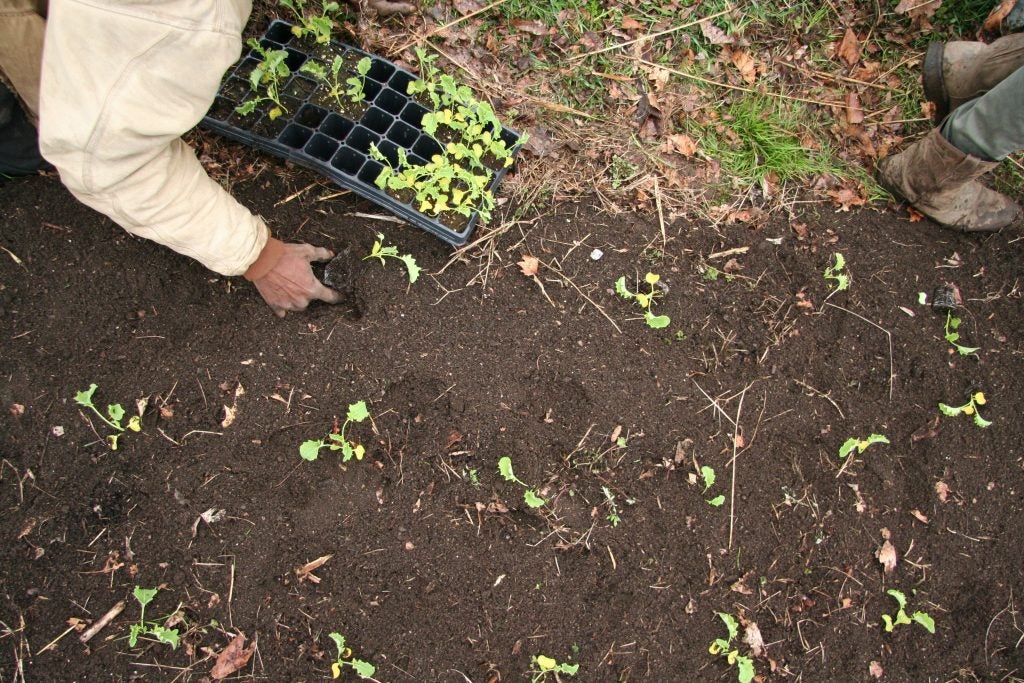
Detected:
left=38, top=0, right=337, bottom=313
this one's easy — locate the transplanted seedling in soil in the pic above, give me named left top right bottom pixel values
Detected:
left=881, top=589, right=936, bottom=634
left=278, top=0, right=342, bottom=44
left=300, top=54, right=370, bottom=110
left=363, top=232, right=421, bottom=283
left=498, top=456, right=545, bottom=508
left=939, top=391, right=991, bottom=428
left=708, top=612, right=755, bottom=683
left=601, top=486, right=622, bottom=526
left=237, top=39, right=292, bottom=120
left=943, top=310, right=979, bottom=356
left=839, top=433, right=889, bottom=459
left=700, top=465, right=725, bottom=507
left=327, top=632, right=375, bottom=679
left=615, top=272, right=670, bottom=329
left=73, top=383, right=141, bottom=450
left=823, top=252, right=850, bottom=291
left=127, top=586, right=180, bottom=650
left=530, top=654, right=579, bottom=682
left=299, top=400, right=370, bottom=461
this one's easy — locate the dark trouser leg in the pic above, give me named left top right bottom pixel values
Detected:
left=0, top=81, right=48, bottom=176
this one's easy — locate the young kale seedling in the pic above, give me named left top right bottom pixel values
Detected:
left=839, top=433, right=889, bottom=459
left=237, top=39, right=292, bottom=119
left=615, top=272, right=671, bottom=329
left=300, top=401, right=370, bottom=461
left=700, top=465, right=725, bottom=507
left=363, top=232, right=421, bottom=283
left=823, top=252, right=850, bottom=291
left=708, top=612, right=755, bottom=683
left=881, top=589, right=936, bottom=634
left=345, top=56, right=373, bottom=103
left=601, top=486, right=622, bottom=527
left=127, top=586, right=180, bottom=650
left=300, top=55, right=349, bottom=110
left=327, top=632, right=375, bottom=679
left=74, top=383, right=141, bottom=450
left=498, top=456, right=545, bottom=508
left=278, top=0, right=341, bottom=44
left=939, top=391, right=991, bottom=428
left=530, top=654, right=579, bottom=682
left=943, top=311, right=979, bottom=356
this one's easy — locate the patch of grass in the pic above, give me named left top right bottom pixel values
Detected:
left=932, top=0, right=993, bottom=36
left=994, top=155, right=1024, bottom=200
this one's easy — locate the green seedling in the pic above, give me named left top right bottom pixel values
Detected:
left=939, top=391, right=990, bottom=428
left=278, top=0, right=341, bottom=44
left=344, top=56, right=373, bottom=103
left=700, top=465, right=725, bottom=507
left=300, top=401, right=370, bottom=461
left=498, top=456, right=545, bottom=508
left=601, top=486, right=621, bottom=527
left=237, top=39, right=291, bottom=119
left=327, top=632, right=375, bottom=679
left=363, top=232, right=421, bottom=283
left=530, top=654, right=579, bottom=682
left=823, top=252, right=849, bottom=291
left=943, top=311, right=979, bottom=356
left=615, top=272, right=671, bottom=329
left=708, top=612, right=755, bottom=683
left=127, top=586, right=180, bottom=650
left=73, top=383, right=141, bottom=450
left=881, top=589, right=936, bottom=634
left=838, top=433, right=889, bottom=459
left=300, top=55, right=350, bottom=110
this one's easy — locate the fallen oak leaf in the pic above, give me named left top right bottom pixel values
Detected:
left=518, top=255, right=539, bottom=277
left=835, top=27, right=861, bottom=66
left=729, top=48, right=757, bottom=84
left=700, top=20, right=734, bottom=45
left=211, top=633, right=255, bottom=680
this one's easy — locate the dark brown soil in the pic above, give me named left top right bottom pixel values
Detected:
left=2, top=154, right=1023, bottom=682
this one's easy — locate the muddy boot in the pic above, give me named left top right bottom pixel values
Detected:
left=923, top=33, right=1024, bottom=121
left=877, top=128, right=1020, bottom=231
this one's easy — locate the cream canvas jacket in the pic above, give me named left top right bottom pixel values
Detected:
left=0, top=0, right=270, bottom=276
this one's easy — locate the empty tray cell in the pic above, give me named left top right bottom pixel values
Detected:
left=284, top=48, right=307, bottom=71
left=265, top=21, right=293, bottom=44
left=304, top=133, right=339, bottom=161
left=279, top=123, right=313, bottom=149
left=362, top=79, right=382, bottom=102
left=331, top=146, right=364, bottom=175
left=388, top=70, right=416, bottom=95
left=367, top=58, right=395, bottom=83
left=412, top=134, right=444, bottom=160
left=258, top=37, right=284, bottom=50
left=500, top=128, right=520, bottom=148
left=347, top=126, right=381, bottom=153
left=296, top=103, right=327, bottom=128
left=376, top=140, right=402, bottom=166
left=362, top=107, right=393, bottom=134
left=280, top=95, right=302, bottom=114
left=374, top=87, right=405, bottom=115
left=320, top=113, right=354, bottom=141
left=400, top=101, right=428, bottom=127
left=386, top=119, right=418, bottom=148
left=358, top=159, right=384, bottom=185
left=284, top=76, right=317, bottom=99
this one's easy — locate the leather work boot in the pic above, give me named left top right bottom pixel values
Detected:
left=923, top=33, right=1024, bottom=122
left=877, top=128, right=1020, bottom=231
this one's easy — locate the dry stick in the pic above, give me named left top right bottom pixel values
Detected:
left=692, top=380, right=737, bottom=428
left=570, top=7, right=734, bottom=61
left=637, top=59, right=847, bottom=109
left=654, top=175, right=667, bottom=247
left=394, top=0, right=513, bottom=54
left=541, top=259, right=622, bottom=334
left=79, top=600, right=125, bottom=644
left=36, top=624, right=78, bottom=655
left=729, top=385, right=748, bottom=550
left=822, top=302, right=895, bottom=401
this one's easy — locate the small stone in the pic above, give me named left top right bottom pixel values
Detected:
left=590, top=248, right=604, bottom=261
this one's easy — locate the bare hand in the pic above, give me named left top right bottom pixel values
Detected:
left=251, top=243, right=340, bottom=317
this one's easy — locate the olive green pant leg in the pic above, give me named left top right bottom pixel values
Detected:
left=941, top=64, right=1024, bottom=161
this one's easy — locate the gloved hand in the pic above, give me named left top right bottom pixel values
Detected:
left=245, top=239, right=341, bottom=317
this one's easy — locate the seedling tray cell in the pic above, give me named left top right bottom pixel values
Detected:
left=201, top=20, right=523, bottom=246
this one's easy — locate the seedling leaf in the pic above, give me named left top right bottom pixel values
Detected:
left=973, top=412, right=992, bottom=428
left=736, top=655, right=755, bottom=683
left=645, top=312, right=671, bottom=329
left=351, top=659, right=376, bottom=677
left=133, top=586, right=158, bottom=609
left=299, top=440, right=323, bottom=461
left=838, top=437, right=859, bottom=459
left=399, top=254, right=421, bottom=283
left=707, top=494, right=726, bottom=507
left=718, top=612, right=739, bottom=642
left=912, top=611, right=936, bottom=634
left=498, top=456, right=516, bottom=482
left=74, top=384, right=98, bottom=407
left=700, top=465, right=716, bottom=492
left=614, top=276, right=633, bottom=299
left=938, top=402, right=960, bottom=417
left=346, top=401, right=369, bottom=423
left=523, top=490, right=546, bottom=508
left=150, top=625, right=180, bottom=649
left=328, top=632, right=346, bottom=656
left=107, top=403, right=125, bottom=424
left=887, top=589, right=907, bottom=610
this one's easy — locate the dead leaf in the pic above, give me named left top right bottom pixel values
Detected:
left=730, top=574, right=753, bottom=595
left=295, top=554, right=332, bottom=584
left=984, top=0, right=1017, bottom=33
left=894, top=0, right=941, bottom=22
left=9, top=403, right=24, bottom=417
left=610, top=425, right=623, bottom=444
left=835, top=28, right=860, bottom=66
left=911, top=415, right=940, bottom=443
left=211, top=634, right=255, bottom=680
left=518, top=255, right=539, bottom=277
left=722, top=258, right=743, bottom=274
left=733, top=433, right=745, bottom=448
left=935, top=481, right=950, bottom=503
left=660, top=133, right=697, bottom=158
left=621, top=16, right=643, bottom=30
left=876, top=539, right=897, bottom=574
left=730, top=49, right=757, bottom=84
left=791, top=221, right=809, bottom=240
left=159, top=404, right=175, bottom=419
left=910, top=509, right=929, bottom=524
left=512, top=19, right=550, bottom=36
left=869, top=660, right=884, bottom=679
left=700, top=20, right=734, bottom=45
left=221, top=404, right=237, bottom=429
left=743, top=621, right=765, bottom=657
left=827, top=187, right=867, bottom=211
left=845, top=93, right=864, bottom=125
left=453, top=0, right=482, bottom=14
left=446, top=431, right=462, bottom=449
left=524, top=126, right=555, bottom=157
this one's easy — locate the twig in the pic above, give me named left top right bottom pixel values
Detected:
left=79, top=600, right=125, bottom=644
left=571, top=7, right=734, bottom=61
left=345, top=211, right=405, bottom=224
left=793, top=379, right=845, bottom=418
left=274, top=182, right=316, bottom=207
left=729, top=386, right=748, bottom=550
left=1, top=244, right=27, bottom=270
left=822, top=302, right=895, bottom=400
left=36, top=624, right=77, bottom=655
left=691, top=380, right=737, bottom=428
left=654, top=175, right=666, bottom=247
left=540, top=259, right=622, bottom=334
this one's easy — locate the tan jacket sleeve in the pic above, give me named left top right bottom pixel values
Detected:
left=38, top=0, right=269, bottom=276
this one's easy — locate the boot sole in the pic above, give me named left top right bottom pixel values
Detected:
left=922, top=41, right=949, bottom=123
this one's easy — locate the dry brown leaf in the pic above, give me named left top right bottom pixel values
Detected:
left=910, top=509, right=929, bottom=524
left=453, top=0, right=482, bottom=14
left=876, top=539, right=897, bottom=574
left=869, top=660, right=884, bottom=679
left=835, top=28, right=861, bottom=66
left=512, top=19, right=550, bottom=36
left=845, top=92, right=864, bottom=125
left=661, top=133, right=697, bottom=157
left=730, top=575, right=753, bottom=595
left=911, top=415, right=940, bottom=443
left=984, top=0, right=1017, bottom=33
left=827, top=187, right=867, bottom=211
left=221, top=404, right=237, bottom=429
left=295, top=554, right=332, bottom=583
left=211, top=634, right=255, bottom=680
left=894, top=0, right=941, bottom=21
left=791, top=221, right=809, bottom=240
left=518, top=255, right=539, bottom=277
left=743, top=621, right=765, bottom=657
left=700, top=20, right=733, bottom=45
left=935, top=481, right=950, bottom=503
left=610, top=424, right=623, bottom=444
left=621, top=16, right=643, bottom=30
left=9, top=403, right=24, bottom=417
left=730, top=49, right=757, bottom=84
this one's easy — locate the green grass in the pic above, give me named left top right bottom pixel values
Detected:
left=932, top=0, right=994, bottom=36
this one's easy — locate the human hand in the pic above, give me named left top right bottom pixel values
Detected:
left=250, top=242, right=341, bottom=317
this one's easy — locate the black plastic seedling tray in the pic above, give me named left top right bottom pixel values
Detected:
left=201, top=20, right=522, bottom=246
